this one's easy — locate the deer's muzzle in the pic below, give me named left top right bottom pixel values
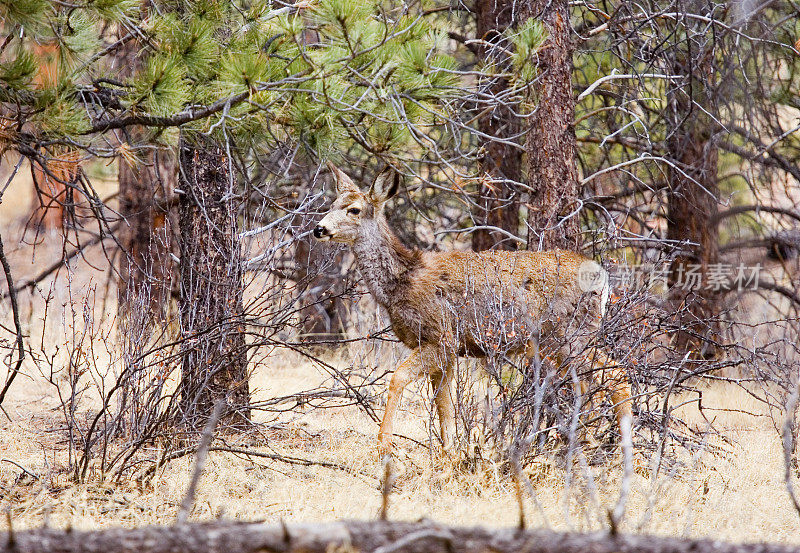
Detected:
left=313, top=224, right=329, bottom=240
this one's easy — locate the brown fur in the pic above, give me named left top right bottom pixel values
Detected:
left=315, top=164, right=632, bottom=457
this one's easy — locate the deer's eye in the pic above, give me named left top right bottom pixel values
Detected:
left=347, top=207, right=361, bottom=216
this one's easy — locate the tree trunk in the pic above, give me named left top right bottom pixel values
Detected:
left=525, top=0, right=582, bottom=252
left=295, top=235, right=350, bottom=340
left=178, top=136, right=250, bottom=429
left=114, top=23, right=176, bottom=316
left=29, top=41, right=79, bottom=231
left=2, top=520, right=797, bottom=553
left=665, top=0, right=721, bottom=360
left=117, top=140, right=176, bottom=316
left=471, top=0, right=524, bottom=252
left=666, top=122, right=720, bottom=358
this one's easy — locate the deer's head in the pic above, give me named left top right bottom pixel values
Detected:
left=313, top=162, right=400, bottom=245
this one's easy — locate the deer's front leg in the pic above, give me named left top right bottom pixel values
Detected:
left=430, top=366, right=455, bottom=451
left=378, top=348, right=426, bottom=458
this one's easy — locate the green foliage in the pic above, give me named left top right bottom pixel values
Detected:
left=395, top=41, right=459, bottom=96
left=289, top=87, right=345, bottom=155
left=55, top=10, right=102, bottom=70
left=277, top=1, right=461, bottom=155
left=218, top=51, right=275, bottom=94
left=152, top=14, right=217, bottom=79
left=315, top=0, right=372, bottom=29
left=185, top=0, right=226, bottom=23
left=37, top=92, right=91, bottom=137
left=0, top=0, right=149, bottom=141
left=0, top=0, right=49, bottom=27
left=132, top=55, right=190, bottom=117
left=87, top=0, right=139, bottom=22
left=0, top=0, right=531, bottom=166
left=508, top=18, right=547, bottom=83
left=0, top=47, right=36, bottom=89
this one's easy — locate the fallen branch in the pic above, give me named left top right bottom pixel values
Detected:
left=2, top=519, right=799, bottom=553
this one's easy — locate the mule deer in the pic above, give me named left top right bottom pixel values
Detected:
left=314, top=163, right=632, bottom=457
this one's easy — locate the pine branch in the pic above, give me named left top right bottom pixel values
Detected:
left=83, top=72, right=310, bottom=134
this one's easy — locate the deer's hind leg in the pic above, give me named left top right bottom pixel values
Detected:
left=534, top=342, right=599, bottom=444
left=535, top=339, right=631, bottom=444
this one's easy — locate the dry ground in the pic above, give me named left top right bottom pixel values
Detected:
left=2, top=351, right=799, bottom=542
left=1, top=164, right=799, bottom=543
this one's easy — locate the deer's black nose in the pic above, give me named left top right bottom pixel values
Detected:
left=313, top=225, right=327, bottom=239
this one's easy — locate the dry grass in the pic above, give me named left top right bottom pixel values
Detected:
left=1, top=165, right=799, bottom=543
left=2, top=355, right=799, bottom=541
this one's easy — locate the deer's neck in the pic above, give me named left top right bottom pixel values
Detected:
left=352, top=219, right=420, bottom=307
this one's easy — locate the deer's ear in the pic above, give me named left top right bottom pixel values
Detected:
left=369, top=166, right=400, bottom=204
left=327, top=162, right=360, bottom=196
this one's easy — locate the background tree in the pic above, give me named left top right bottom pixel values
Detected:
left=525, top=0, right=582, bottom=251
left=115, top=33, right=177, bottom=321
left=178, top=136, right=249, bottom=429
left=470, top=0, right=526, bottom=251
left=663, top=0, right=722, bottom=359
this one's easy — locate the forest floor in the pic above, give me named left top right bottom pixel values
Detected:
left=1, top=347, right=799, bottom=542
left=1, top=167, right=799, bottom=543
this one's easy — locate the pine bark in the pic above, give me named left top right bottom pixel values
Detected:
left=471, top=0, right=524, bottom=252
left=665, top=0, right=721, bottom=359
left=2, top=520, right=797, bottom=553
left=525, top=0, right=582, bottom=252
left=178, top=137, right=250, bottom=429
left=117, top=137, right=176, bottom=316
left=666, top=119, right=720, bottom=358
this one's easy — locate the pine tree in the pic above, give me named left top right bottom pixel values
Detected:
left=525, top=0, right=583, bottom=251
left=471, top=0, right=527, bottom=252
left=178, top=135, right=249, bottom=429
left=664, top=0, right=721, bottom=360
